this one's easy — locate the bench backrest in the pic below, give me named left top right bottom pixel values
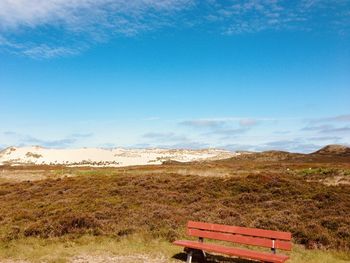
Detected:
left=187, top=221, right=292, bottom=251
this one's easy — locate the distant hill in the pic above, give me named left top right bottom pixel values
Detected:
left=220, top=150, right=305, bottom=162
left=216, top=145, right=350, bottom=164
left=312, top=144, right=350, bottom=156
left=2, top=144, right=349, bottom=167
left=0, top=146, right=238, bottom=167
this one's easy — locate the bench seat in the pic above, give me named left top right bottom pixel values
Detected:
left=174, top=221, right=292, bottom=263
left=174, top=240, right=289, bottom=263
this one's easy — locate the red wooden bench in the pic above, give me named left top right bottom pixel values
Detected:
left=173, top=221, right=292, bottom=263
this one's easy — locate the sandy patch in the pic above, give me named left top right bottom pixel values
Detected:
left=0, top=147, right=238, bottom=167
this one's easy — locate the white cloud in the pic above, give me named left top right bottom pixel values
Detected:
left=180, top=119, right=226, bottom=129
left=311, top=114, right=350, bottom=123
left=143, top=132, right=188, bottom=142
left=0, top=0, right=193, bottom=30
left=239, top=118, right=257, bottom=127
left=0, top=1, right=348, bottom=58
left=1, top=131, right=94, bottom=148
left=22, top=45, right=79, bottom=59
left=0, top=0, right=194, bottom=57
left=214, top=0, right=350, bottom=35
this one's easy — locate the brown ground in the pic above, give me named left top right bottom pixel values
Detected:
left=0, top=146, right=350, bottom=259
left=0, top=255, right=170, bottom=263
left=71, top=254, right=170, bottom=263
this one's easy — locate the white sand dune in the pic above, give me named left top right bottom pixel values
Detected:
left=0, top=146, right=239, bottom=167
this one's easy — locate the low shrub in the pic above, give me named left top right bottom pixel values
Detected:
left=0, top=169, right=349, bottom=250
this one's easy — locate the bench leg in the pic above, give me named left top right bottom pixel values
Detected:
left=186, top=250, right=193, bottom=263
left=201, top=250, right=207, bottom=262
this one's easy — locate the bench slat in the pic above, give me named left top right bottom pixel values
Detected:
left=188, top=221, right=291, bottom=241
left=188, top=228, right=292, bottom=250
left=174, top=240, right=289, bottom=263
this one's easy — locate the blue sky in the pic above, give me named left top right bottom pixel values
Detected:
left=0, top=0, right=350, bottom=152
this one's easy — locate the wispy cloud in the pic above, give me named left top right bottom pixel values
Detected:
left=71, top=133, right=94, bottom=138
left=180, top=117, right=262, bottom=128
left=141, top=132, right=210, bottom=149
left=22, top=45, right=80, bottom=59
left=179, top=117, right=263, bottom=140
left=301, top=124, right=333, bottom=131
left=308, top=136, right=342, bottom=141
left=143, top=132, right=189, bottom=143
left=273, top=130, right=291, bottom=135
left=239, top=118, right=257, bottom=127
left=0, top=1, right=348, bottom=58
left=179, top=118, right=248, bottom=140
left=0, top=0, right=194, bottom=31
left=179, top=119, right=226, bottom=129
left=321, top=126, right=350, bottom=133
left=2, top=131, right=17, bottom=136
left=1, top=131, right=93, bottom=148
left=214, top=0, right=350, bottom=35
left=302, top=124, right=350, bottom=133
left=0, top=0, right=194, bottom=58
left=24, top=137, right=76, bottom=148
left=260, top=139, right=320, bottom=153
left=205, top=128, right=248, bottom=140
left=310, top=114, right=350, bottom=123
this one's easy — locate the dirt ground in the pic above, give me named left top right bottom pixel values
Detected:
left=70, top=254, right=172, bottom=263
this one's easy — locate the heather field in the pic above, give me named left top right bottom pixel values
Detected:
left=2, top=1, right=349, bottom=261
left=0, top=149, right=350, bottom=262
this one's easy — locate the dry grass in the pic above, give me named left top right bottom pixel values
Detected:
left=0, top=153, right=349, bottom=262
left=1, top=170, right=349, bottom=249
left=0, top=235, right=349, bottom=262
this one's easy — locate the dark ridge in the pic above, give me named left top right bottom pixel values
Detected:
left=162, top=160, right=183, bottom=165
left=312, top=144, right=350, bottom=156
